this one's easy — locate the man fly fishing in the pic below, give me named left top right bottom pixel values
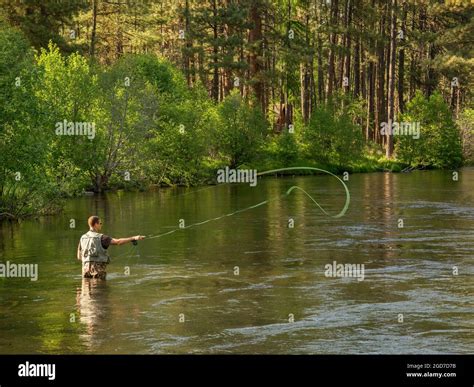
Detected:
left=77, top=216, right=145, bottom=279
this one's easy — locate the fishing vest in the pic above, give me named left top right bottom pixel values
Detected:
left=80, top=230, right=110, bottom=264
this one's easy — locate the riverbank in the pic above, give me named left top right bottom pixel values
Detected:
left=1, top=40, right=467, bottom=222
left=1, top=157, right=460, bottom=222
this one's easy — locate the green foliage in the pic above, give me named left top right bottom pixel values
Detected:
left=458, top=108, right=474, bottom=165
left=34, top=43, right=98, bottom=193
left=0, top=7, right=470, bottom=219
left=273, top=131, right=300, bottom=166
left=396, top=91, right=463, bottom=168
left=0, top=0, right=87, bottom=50
left=111, top=53, right=188, bottom=99
left=93, top=55, right=163, bottom=191
left=107, top=54, right=213, bottom=186
left=0, top=24, right=61, bottom=218
left=303, top=105, right=365, bottom=168
left=145, top=87, right=213, bottom=186
left=214, top=91, right=268, bottom=168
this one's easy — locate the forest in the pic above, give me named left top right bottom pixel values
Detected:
left=0, top=0, right=473, bottom=219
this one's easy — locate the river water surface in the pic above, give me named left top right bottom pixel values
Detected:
left=0, top=168, right=473, bottom=354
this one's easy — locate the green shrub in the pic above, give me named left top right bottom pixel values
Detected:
left=396, top=91, right=463, bottom=168
left=458, top=108, right=474, bottom=165
left=213, top=91, right=268, bottom=168
left=0, top=28, right=62, bottom=218
left=303, top=104, right=364, bottom=167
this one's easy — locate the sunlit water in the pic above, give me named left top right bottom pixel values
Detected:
left=0, top=168, right=473, bottom=354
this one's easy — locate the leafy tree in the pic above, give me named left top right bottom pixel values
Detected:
left=458, top=108, right=474, bottom=165
left=214, top=91, right=268, bottom=168
left=0, top=24, right=59, bottom=218
left=303, top=104, right=364, bottom=168
left=0, top=0, right=86, bottom=51
left=396, top=91, right=463, bottom=168
left=34, top=43, right=98, bottom=193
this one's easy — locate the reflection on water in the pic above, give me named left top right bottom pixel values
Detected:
left=76, top=279, right=109, bottom=349
left=0, top=168, right=473, bottom=354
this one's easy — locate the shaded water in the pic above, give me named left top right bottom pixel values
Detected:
left=0, top=168, right=473, bottom=354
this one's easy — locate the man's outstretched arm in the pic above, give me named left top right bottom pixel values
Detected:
left=111, top=235, right=145, bottom=246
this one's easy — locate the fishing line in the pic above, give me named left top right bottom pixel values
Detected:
left=120, top=245, right=139, bottom=268
left=115, top=243, right=136, bottom=260
left=144, top=167, right=351, bottom=241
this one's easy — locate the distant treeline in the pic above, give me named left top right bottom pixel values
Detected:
left=0, top=0, right=472, bottom=219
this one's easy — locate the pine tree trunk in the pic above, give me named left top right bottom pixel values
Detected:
left=183, top=0, right=192, bottom=87
left=301, top=14, right=311, bottom=123
left=249, top=0, right=264, bottom=112
left=386, top=0, right=397, bottom=158
left=409, top=8, right=416, bottom=100
left=89, top=0, right=97, bottom=58
left=398, top=1, right=406, bottom=113
left=317, top=1, right=324, bottom=103
left=327, top=0, right=338, bottom=99
left=354, top=37, right=360, bottom=97
left=211, top=0, right=219, bottom=101
left=375, top=1, right=387, bottom=145
left=344, top=0, right=352, bottom=94
left=366, top=0, right=377, bottom=141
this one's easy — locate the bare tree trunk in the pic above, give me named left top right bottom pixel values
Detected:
left=343, top=0, right=352, bottom=93
left=456, top=87, right=460, bottom=119
left=398, top=1, right=406, bottom=113
left=366, top=0, right=376, bottom=141
left=317, top=0, right=324, bottom=103
left=327, top=0, right=338, bottom=99
left=211, top=0, right=219, bottom=101
left=354, top=36, right=360, bottom=97
left=451, top=82, right=458, bottom=111
left=426, top=42, right=437, bottom=97
left=375, top=0, right=387, bottom=145
left=223, top=0, right=234, bottom=97
left=409, top=6, right=417, bottom=100
left=301, top=14, right=311, bottom=123
left=239, top=34, right=245, bottom=97
left=249, top=0, right=264, bottom=113
left=182, top=0, right=192, bottom=87
left=360, top=40, right=366, bottom=99
left=367, top=60, right=375, bottom=141
left=386, top=0, right=397, bottom=158
left=89, top=0, right=97, bottom=58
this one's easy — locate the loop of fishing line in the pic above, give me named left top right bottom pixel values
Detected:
left=144, top=167, right=351, bottom=241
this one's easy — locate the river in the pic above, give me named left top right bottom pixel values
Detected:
left=0, top=168, right=472, bottom=354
